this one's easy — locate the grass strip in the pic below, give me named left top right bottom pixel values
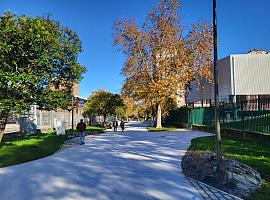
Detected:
left=189, top=135, right=270, bottom=200
left=0, top=126, right=104, bottom=168
left=0, top=133, right=66, bottom=168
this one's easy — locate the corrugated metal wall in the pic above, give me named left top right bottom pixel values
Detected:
left=187, top=56, right=231, bottom=103
left=219, top=56, right=232, bottom=96
left=233, top=54, right=270, bottom=95
left=187, top=54, right=270, bottom=103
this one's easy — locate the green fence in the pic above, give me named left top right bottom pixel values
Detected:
left=189, top=107, right=214, bottom=127
left=163, top=107, right=189, bottom=126
left=165, top=98, right=270, bottom=134
left=189, top=98, right=270, bottom=134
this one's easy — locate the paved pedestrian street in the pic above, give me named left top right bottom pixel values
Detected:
left=0, top=122, right=213, bottom=200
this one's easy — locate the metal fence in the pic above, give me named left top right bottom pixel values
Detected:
left=4, top=106, right=85, bottom=133
left=35, top=108, right=83, bottom=131
left=189, top=98, right=270, bottom=134
left=164, top=108, right=188, bottom=125
left=166, top=98, right=270, bottom=134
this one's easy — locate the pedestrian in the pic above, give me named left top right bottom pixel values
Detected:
left=76, top=119, right=86, bottom=145
left=120, top=120, right=125, bottom=132
left=113, top=119, right=118, bottom=132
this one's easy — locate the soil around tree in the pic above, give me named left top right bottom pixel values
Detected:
left=182, top=151, right=262, bottom=199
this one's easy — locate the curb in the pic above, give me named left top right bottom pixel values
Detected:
left=187, top=177, right=243, bottom=200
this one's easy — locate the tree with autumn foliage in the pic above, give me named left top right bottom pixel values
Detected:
left=113, top=0, right=213, bottom=128
left=122, top=97, right=138, bottom=120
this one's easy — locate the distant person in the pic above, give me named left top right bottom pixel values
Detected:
left=120, top=120, right=125, bottom=132
left=76, top=119, right=86, bottom=145
left=113, top=119, right=118, bottom=132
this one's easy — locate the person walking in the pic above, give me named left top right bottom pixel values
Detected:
left=113, top=119, right=118, bottom=132
left=76, top=119, right=86, bottom=145
left=120, top=120, right=125, bottom=132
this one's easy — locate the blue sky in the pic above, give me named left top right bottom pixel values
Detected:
left=1, top=0, right=269, bottom=98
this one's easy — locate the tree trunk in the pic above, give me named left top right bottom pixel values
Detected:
left=156, top=103, right=162, bottom=128
left=103, top=115, right=107, bottom=127
left=0, top=129, right=5, bottom=143
left=150, top=116, right=153, bottom=127
left=150, top=109, right=154, bottom=127
left=90, top=116, right=93, bottom=126
left=0, top=113, right=8, bottom=142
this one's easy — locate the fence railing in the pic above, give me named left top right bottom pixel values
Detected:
left=166, top=98, right=270, bottom=134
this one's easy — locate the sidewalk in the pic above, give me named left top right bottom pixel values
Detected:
left=0, top=122, right=213, bottom=200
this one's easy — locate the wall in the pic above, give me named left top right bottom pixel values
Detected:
left=233, top=54, right=270, bottom=95
left=187, top=54, right=270, bottom=103
left=187, top=56, right=231, bottom=103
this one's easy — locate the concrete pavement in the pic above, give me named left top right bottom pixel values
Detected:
left=0, top=122, right=212, bottom=200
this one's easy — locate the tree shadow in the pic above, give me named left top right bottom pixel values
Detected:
left=0, top=123, right=210, bottom=199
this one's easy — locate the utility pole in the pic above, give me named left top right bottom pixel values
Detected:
left=213, top=0, right=224, bottom=174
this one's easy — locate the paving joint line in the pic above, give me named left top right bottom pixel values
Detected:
left=187, top=177, right=243, bottom=200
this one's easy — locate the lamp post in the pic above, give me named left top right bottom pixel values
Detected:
left=67, top=105, right=72, bottom=128
left=213, top=0, right=224, bottom=174
left=67, top=96, right=74, bottom=133
left=71, top=96, right=74, bottom=131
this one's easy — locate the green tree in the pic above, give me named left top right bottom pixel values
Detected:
left=83, top=90, right=123, bottom=125
left=0, top=12, right=86, bottom=141
left=115, top=106, right=125, bottom=120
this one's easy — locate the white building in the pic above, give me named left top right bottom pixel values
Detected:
left=187, top=50, right=270, bottom=104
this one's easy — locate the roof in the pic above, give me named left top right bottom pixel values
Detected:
left=247, top=49, right=269, bottom=54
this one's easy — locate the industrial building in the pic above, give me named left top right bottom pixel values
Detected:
left=187, top=50, right=270, bottom=105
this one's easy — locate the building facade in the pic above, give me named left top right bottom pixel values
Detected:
left=187, top=50, right=270, bottom=104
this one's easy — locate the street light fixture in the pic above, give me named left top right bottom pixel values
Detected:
left=67, top=105, right=72, bottom=112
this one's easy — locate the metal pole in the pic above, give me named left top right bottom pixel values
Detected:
left=213, top=0, right=223, bottom=174
left=209, top=99, right=212, bottom=127
left=71, top=96, right=74, bottom=133
left=68, top=110, right=71, bottom=128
